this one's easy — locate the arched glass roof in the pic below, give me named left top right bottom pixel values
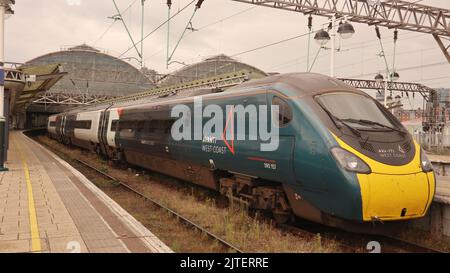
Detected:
left=23, top=44, right=154, bottom=97
left=159, top=54, right=268, bottom=86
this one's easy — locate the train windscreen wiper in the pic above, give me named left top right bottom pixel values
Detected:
left=318, top=104, right=362, bottom=138
left=343, top=119, right=406, bottom=136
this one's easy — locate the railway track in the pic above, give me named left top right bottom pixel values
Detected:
left=74, top=159, right=244, bottom=254
left=378, top=234, right=445, bottom=253
left=279, top=222, right=444, bottom=253
left=74, top=156, right=443, bottom=254
left=32, top=132, right=444, bottom=254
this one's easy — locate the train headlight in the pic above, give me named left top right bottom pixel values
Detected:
left=420, top=149, right=433, bottom=173
left=331, top=147, right=371, bottom=174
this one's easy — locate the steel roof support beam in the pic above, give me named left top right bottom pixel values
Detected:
left=434, top=34, right=450, bottom=63
left=232, top=0, right=450, bottom=62
left=31, top=91, right=118, bottom=106
left=338, top=78, right=437, bottom=102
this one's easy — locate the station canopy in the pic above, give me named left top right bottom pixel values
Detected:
left=6, top=63, right=66, bottom=114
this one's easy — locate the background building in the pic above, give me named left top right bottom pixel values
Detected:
left=159, top=55, right=268, bottom=87
left=20, top=44, right=154, bottom=128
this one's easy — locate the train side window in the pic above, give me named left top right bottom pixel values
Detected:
left=137, top=121, right=146, bottom=133
left=74, top=120, right=92, bottom=130
left=119, top=120, right=135, bottom=138
left=272, top=96, right=292, bottom=127
left=139, top=119, right=174, bottom=140
left=164, top=120, right=174, bottom=135
left=111, top=120, right=119, bottom=132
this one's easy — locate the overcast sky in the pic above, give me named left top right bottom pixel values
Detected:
left=5, top=0, right=450, bottom=107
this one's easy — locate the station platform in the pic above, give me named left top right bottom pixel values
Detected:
left=435, top=176, right=450, bottom=205
left=0, top=131, right=172, bottom=253
left=427, top=154, right=450, bottom=204
left=429, top=154, right=450, bottom=164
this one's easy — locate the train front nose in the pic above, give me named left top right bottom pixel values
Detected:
left=334, top=138, right=435, bottom=222
left=357, top=171, right=434, bottom=221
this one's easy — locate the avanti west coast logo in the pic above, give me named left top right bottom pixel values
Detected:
left=171, top=97, right=280, bottom=154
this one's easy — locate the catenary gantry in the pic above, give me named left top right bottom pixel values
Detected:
left=232, top=0, right=450, bottom=62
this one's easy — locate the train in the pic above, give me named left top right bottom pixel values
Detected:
left=47, top=73, right=435, bottom=233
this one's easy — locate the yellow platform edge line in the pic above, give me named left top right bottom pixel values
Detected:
left=18, top=144, right=42, bottom=253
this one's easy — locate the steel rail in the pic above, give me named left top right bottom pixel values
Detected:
left=74, top=159, right=244, bottom=254
left=379, top=234, right=445, bottom=253
left=280, top=223, right=444, bottom=253
left=74, top=158, right=443, bottom=253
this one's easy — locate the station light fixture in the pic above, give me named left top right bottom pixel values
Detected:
left=0, top=0, right=14, bottom=19
left=390, top=71, right=400, bottom=81
left=314, top=29, right=330, bottom=46
left=337, top=21, right=355, bottom=39
left=374, top=73, right=384, bottom=83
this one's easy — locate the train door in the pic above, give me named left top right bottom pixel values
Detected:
left=98, top=110, right=110, bottom=156
left=60, top=115, right=66, bottom=139
left=264, top=91, right=296, bottom=183
left=106, top=109, right=119, bottom=148
left=55, top=115, right=62, bottom=138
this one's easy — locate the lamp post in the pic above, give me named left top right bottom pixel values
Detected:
left=314, top=16, right=355, bottom=78
left=0, top=0, right=13, bottom=172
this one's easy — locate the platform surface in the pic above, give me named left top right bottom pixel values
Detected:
left=436, top=176, right=450, bottom=204
left=0, top=131, right=171, bottom=253
left=429, top=154, right=450, bottom=164
left=426, top=154, right=450, bottom=204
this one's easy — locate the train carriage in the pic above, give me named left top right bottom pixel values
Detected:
left=48, top=73, right=435, bottom=233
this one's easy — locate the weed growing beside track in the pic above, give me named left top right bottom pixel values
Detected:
left=35, top=135, right=342, bottom=253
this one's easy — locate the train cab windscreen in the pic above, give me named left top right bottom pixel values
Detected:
left=316, top=92, right=402, bottom=131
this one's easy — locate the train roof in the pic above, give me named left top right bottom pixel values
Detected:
left=54, top=73, right=360, bottom=116
left=227, top=72, right=359, bottom=96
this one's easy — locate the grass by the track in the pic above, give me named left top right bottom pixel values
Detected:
left=35, top=135, right=342, bottom=253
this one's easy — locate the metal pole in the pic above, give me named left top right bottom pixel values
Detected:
left=306, top=15, right=312, bottom=72
left=306, top=30, right=311, bottom=71
left=167, top=7, right=198, bottom=64
left=166, top=5, right=171, bottom=69
left=330, top=16, right=335, bottom=78
left=375, top=26, right=390, bottom=108
left=308, top=46, right=322, bottom=72
left=0, top=4, right=7, bottom=171
left=141, top=0, right=145, bottom=68
left=384, top=72, right=389, bottom=108
left=112, top=0, right=142, bottom=60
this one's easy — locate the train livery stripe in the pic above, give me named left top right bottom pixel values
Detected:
left=333, top=135, right=422, bottom=175
left=331, top=133, right=435, bottom=222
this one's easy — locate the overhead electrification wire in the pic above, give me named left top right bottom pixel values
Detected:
left=230, top=32, right=311, bottom=58
left=93, top=0, right=139, bottom=46
left=196, top=6, right=256, bottom=31
left=112, top=0, right=142, bottom=58
left=267, top=32, right=429, bottom=72
left=167, top=0, right=206, bottom=67
left=230, top=25, right=427, bottom=61
left=344, top=61, right=448, bottom=79
left=93, top=21, right=116, bottom=46
left=119, top=0, right=196, bottom=58
left=144, top=5, right=257, bottom=64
